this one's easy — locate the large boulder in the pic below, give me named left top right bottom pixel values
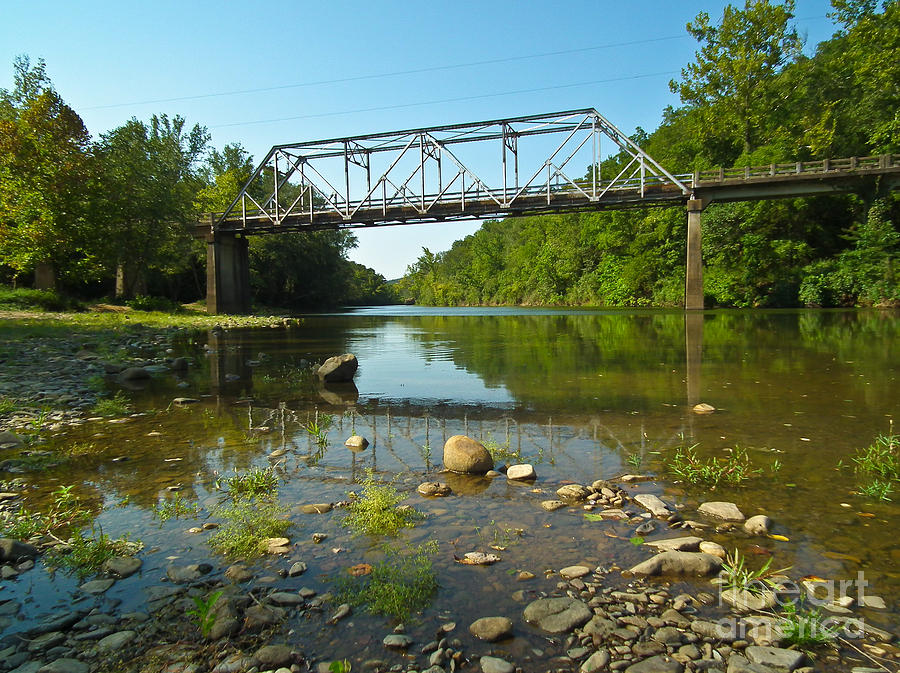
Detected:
left=0, top=538, right=38, bottom=562
left=523, top=597, right=592, bottom=633
left=317, top=354, right=359, bottom=383
left=442, top=435, right=494, bottom=474
left=628, top=551, right=723, bottom=577
left=698, top=501, right=746, bottom=522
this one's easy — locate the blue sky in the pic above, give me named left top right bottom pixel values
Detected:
left=1, top=1, right=837, bottom=279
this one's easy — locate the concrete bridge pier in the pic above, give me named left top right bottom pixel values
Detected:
left=206, top=231, right=251, bottom=314
left=685, top=198, right=706, bottom=310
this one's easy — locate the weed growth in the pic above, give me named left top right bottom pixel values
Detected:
left=304, top=412, right=333, bottom=446
left=333, top=542, right=439, bottom=621
left=343, top=472, right=421, bottom=537
left=92, top=391, right=132, bottom=417
left=46, top=529, right=142, bottom=578
left=218, top=465, right=280, bottom=499
left=0, top=484, right=92, bottom=540
left=186, top=589, right=224, bottom=637
left=668, top=444, right=762, bottom=487
left=482, top=436, right=521, bottom=463
left=719, top=548, right=789, bottom=596
left=779, top=600, right=840, bottom=648
left=852, top=428, right=898, bottom=500
left=208, top=499, right=291, bottom=559
left=153, top=493, right=202, bottom=523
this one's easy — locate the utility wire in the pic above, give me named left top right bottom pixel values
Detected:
left=210, top=71, right=678, bottom=130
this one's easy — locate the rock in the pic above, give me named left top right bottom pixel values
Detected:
left=653, top=626, right=685, bottom=645
left=480, top=656, right=515, bottom=673
left=469, top=616, right=513, bottom=641
left=644, top=536, right=703, bottom=552
left=268, top=592, right=304, bottom=606
left=692, top=620, right=737, bottom=641
left=583, top=615, right=617, bottom=642
left=699, top=541, right=727, bottom=558
left=442, top=435, right=494, bottom=474
left=317, top=354, right=358, bottom=382
left=208, top=616, right=239, bottom=640
left=102, top=556, right=141, bottom=579
left=224, top=564, right=254, bottom=582
left=721, top=588, right=777, bottom=612
left=745, top=646, right=809, bottom=672
left=698, top=501, right=746, bottom=522
left=38, top=659, right=90, bottom=673
left=581, top=649, right=611, bottom=673
left=860, top=595, right=886, bottom=609
left=726, top=656, right=774, bottom=673
left=383, top=634, right=413, bottom=649
left=556, top=484, right=591, bottom=501
left=523, top=597, right=592, bottom=633
left=327, top=603, right=351, bottom=624
left=11, top=663, right=43, bottom=673
left=0, top=431, right=24, bottom=449
left=166, top=563, right=212, bottom=584
left=506, top=463, right=536, bottom=480
left=300, top=503, right=332, bottom=514
left=170, top=357, right=189, bottom=371
left=693, top=403, right=716, bottom=414
left=559, top=565, right=591, bottom=579
left=265, top=538, right=291, bottom=554
left=628, top=551, right=723, bottom=576
left=417, top=481, right=451, bottom=497
left=625, top=655, right=684, bottom=673
left=344, top=435, right=369, bottom=450
left=120, top=367, right=150, bottom=381
left=28, top=631, right=66, bottom=652
left=79, top=578, right=115, bottom=594
left=541, top=500, right=567, bottom=511
left=172, top=397, right=199, bottom=405
left=97, top=630, right=136, bottom=651
left=744, top=515, right=772, bottom=535
left=254, top=644, right=293, bottom=668
left=634, top=494, right=672, bottom=517
left=0, top=538, right=38, bottom=562
left=288, top=562, right=308, bottom=577
left=244, top=605, right=285, bottom=630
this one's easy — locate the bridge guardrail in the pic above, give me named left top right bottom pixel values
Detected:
left=691, top=154, right=899, bottom=186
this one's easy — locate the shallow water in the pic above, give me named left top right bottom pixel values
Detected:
left=3, top=307, right=898, bottom=663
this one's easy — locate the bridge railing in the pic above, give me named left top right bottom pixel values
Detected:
left=692, top=154, right=900, bottom=185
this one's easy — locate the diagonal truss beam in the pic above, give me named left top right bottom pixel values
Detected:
left=214, top=109, right=689, bottom=233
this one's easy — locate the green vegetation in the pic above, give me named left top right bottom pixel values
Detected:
left=153, top=493, right=202, bottom=523
left=482, top=437, right=522, bottom=464
left=333, top=542, right=439, bottom=621
left=779, top=600, right=840, bottom=648
left=208, top=499, right=291, bottom=559
left=45, top=529, right=142, bottom=578
left=719, top=548, right=789, bottom=596
left=186, top=589, right=224, bottom=638
left=329, top=660, right=352, bottom=673
left=398, top=3, right=899, bottom=308
left=92, top=391, right=132, bottom=417
left=343, top=472, right=422, bottom=537
left=0, top=484, right=92, bottom=540
left=0, top=286, right=82, bottom=311
left=851, top=429, right=898, bottom=500
left=667, top=444, right=762, bottom=487
left=218, top=465, right=280, bottom=499
left=304, top=412, right=333, bottom=447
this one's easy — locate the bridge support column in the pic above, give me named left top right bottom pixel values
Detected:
left=206, top=232, right=251, bottom=314
left=685, top=198, right=706, bottom=310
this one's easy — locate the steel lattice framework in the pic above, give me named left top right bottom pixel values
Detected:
left=214, top=108, right=690, bottom=233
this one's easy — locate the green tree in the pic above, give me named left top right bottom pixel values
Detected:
left=0, top=56, right=99, bottom=286
left=670, top=1, right=804, bottom=160
left=96, top=114, right=210, bottom=297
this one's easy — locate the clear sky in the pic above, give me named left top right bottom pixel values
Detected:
left=1, top=0, right=837, bottom=279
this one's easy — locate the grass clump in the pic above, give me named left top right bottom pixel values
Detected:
left=92, top=391, right=132, bottom=417
left=719, top=548, right=789, bottom=596
left=153, top=493, right=202, bottom=523
left=852, top=429, right=898, bottom=501
left=218, top=465, right=280, bottom=499
left=303, top=412, right=333, bottom=447
left=0, top=286, right=82, bottom=312
left=333, top=542, right=439, bottom=621
left=482, top=437, right=522, bottom=464
left=779, top=601, right=840, bottom=648
left=343, top=472, right=421, bottom=537
left=668, top=444, right=762, bottom=487
left=208, top=499, right=291, bottom=559
left=46, top=529, right=142, bottom=578
left=0, top=484, right=92, bottom=540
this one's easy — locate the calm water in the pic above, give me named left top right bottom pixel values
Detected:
left=6, top=307, right=899, bottom=659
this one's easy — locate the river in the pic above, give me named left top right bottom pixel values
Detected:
left=2, top=307, right=897, bottom=670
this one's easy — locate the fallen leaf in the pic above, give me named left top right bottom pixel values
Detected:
left=584, top=513, right=604, bottom=521
left=746, top=545, right=773, bottom=556
left=857, top=512, right=876, bottom=518
left=768, top=534, right=790, bottom=542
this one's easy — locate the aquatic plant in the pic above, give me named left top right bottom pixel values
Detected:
left=343, top=472, right=422, bottom=537
left=482, top=436, right=521, bottom=463
left=719, top=548, right=789, bottom=596
left=851, top=428, right=898, bottom=501
left=668, top=444, right=762, bottom=487
left=857, top=479, right=893, bottom=501
left=0, top=484, right=92, bottom=540
left=333, top=541, right=439, bottom=621
left=219, top=465, right=280, bottom=499
left=329, top=660, right=352, bottom=673
left=208, top=499, right=291, bottom=559
left=779, top=600, right=840, bottom=648
left=0, top=396, right=18, bottom=415
left=153, top=493, right=202, bottom=523
left=626, top=452, right=643, bottom=468
left=186, top=589, right=224, bottom=637
left=46, top=529, right=142, bottom=578
left=92, top=391, right=132, bottom=417
left=303, top=411, right=333, bottom=447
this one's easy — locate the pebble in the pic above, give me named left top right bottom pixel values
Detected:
left=480, top=656, right=514, bottom=673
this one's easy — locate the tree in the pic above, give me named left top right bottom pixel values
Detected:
left=0, top=56, right=98, bottom=286
left=670, top=1, right=804, bottom=159
left=96, top=114, right=209, bottom=297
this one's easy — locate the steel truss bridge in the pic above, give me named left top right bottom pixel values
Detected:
left=202, top=108, right=900, bottom=313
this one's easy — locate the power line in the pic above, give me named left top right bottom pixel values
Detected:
left=82, top=35, right=688, bottom=111
left=210, top=71, right=678, bottom=130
